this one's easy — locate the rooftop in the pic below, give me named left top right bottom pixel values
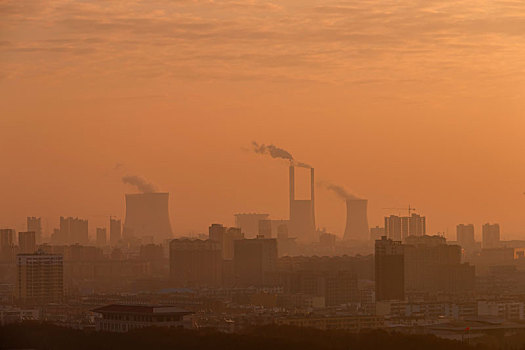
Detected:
left=92, top=304, right=192, bottom=315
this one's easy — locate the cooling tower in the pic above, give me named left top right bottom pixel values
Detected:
left=289, top=165, right=316, bottom=242
left=343, top=198, right=369, bottom=241
left=124, top=193, right=173, bottom=243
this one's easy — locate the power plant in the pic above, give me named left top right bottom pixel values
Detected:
left=343, top=198, right=369, bottom=241
left=123, top=192, right=173, bottom=243
left=289, top=165, right=316, bottom=242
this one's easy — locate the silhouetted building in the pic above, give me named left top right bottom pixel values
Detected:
left=0, top=229, right=16, bottom=261
left=60, top=217, right=88, bottom=244
left=96, top=228, right=107, bottom=246
left=289, top=165, right=316, bottom=242
left=93, top=304, right=192, bottom=332
left=258, top=219, right=273, bottom=238
left=281, top=270, right=358, bottom=307
left=27, top=217, right=42, bottom=244
left=234, top=213, right=269, bottom=238
left=124, top=193, right=173, bottom=243
left=370, top=226, right=385, bottom=241
left=319, top=232, right=336, bottom=248
left=18, top=232, right=36, bottom=254
left=110, top=217, right=121, bottom=246
left=385, top=213, right=425, bottom=241
left=16, top=251, right=63, bottom=305
left=457, top=224, right=475, bottom=247
left=234, top=238, right=278, bottom=286
left=375, top=236, right=404, bottom=301
left=0, top=229, right=15, bottom=250
left=169, top=239, right=222, bottom=287
left=209, top=224, right=244, bottom=260
left=482, top=223, right=500, bottom=248
left=343, top=199, right=369, bottom=241
left=404, top=235, right=475, bottom=294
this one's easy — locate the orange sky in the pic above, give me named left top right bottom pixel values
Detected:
left=1, top=0, right=525, bottom=240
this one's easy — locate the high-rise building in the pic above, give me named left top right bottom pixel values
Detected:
left=96, top=228, right=107, bottom=247
left=258, top=219, right=273, bottom=238
left=457, top=224, right=475, bottom=247
left=169, top=239, right=222, bottom=287
left=234, top=238, right=277, bottom=286
left=18, top=231, right=36, bottom=254
left=208, top=223, right=226, bottom=243
left=27, top=217, right=42, bottom=244
left=0, top=228, right=16, bottom=261
left=407, top=214, right=426, bottom=237
left=385, top=214, right=425, bottom=241
left=403, top=235, right=475, bottom=293
left=60, top=217, right=88, bottom=244
left=375, top=236, right=404, bottom=301
left=234, top=213, right=270, bottom=238
left=482, top=223, right=500, bottom=249
left=208, top=224, right=244, bottom=260
left=110, top=217, right=122, bottom=246
left=16, top=251, right=63, bottom=304
left=384, top=215, right=402, bottom=240
left=370, top=226, right=385, bottom=241
left=0, top=229, right=15, bottom=250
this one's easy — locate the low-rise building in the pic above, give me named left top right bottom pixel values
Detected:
left=275, top=314, right=384, bottom=331
left=92, top=304, right=193, bottom=332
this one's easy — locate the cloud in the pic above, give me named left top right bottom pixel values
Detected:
left=1, top=0, right=525, bottom=97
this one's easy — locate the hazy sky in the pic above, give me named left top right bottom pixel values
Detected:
left=1, top=0, right=525, bottom=240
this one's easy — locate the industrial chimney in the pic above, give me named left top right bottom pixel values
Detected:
left=123, top=192, right=173, bottom=243
left=289, top=165, right=316, bottom=242
left=343, top=198, right=369, bottom=241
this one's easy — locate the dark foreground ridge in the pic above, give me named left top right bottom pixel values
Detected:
left=0, top=323, right=487, bottom=350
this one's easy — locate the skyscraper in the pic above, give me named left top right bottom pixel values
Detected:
left=234, top=237, right=277, bottom=286
left=208, top=224, right=244, bottom=260
left=60, top=217, right=88, bottom=244
left=375, top=236, right=404, bottom=301
left=27, top=217, right=42, bottom=244
left=457, top=224, right=475, bottom=247
left=234, top=213, right=270, bottom=238
left=385, top=213, right=425, bottom=241
left=18, top=231, right=36, bottom=254
left=110, top=217, right=121, bottom=246
left=96, top=228, right=107, bottom=246
left=169, top=239, right=222, bottom=287
left=16, top=251, right=63, bottom=305
left=482, top=223, right=500, bottom=248
left=370, top=226, right=385, bottom=241
left=0, top=229, right=15, bottom=250
left=0, top=228, right=16, bottom=261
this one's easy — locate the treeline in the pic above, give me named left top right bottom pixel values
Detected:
left=0, top=323, right=491, bottom=350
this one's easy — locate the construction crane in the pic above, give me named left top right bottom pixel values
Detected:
left=382, top=205, right=417, bottom=217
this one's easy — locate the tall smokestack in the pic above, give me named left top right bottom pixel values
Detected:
left=289, top=164, right=295, bottom=217
left=343, top=198, right=369, bottom=241
left=310, top=167, right=315, bottom=228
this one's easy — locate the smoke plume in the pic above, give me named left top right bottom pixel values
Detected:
left=122, top=175, right=157, bottom=193
left=320, top=181, right=360, bottom=200
left=252, top=141, right=311, bottom=168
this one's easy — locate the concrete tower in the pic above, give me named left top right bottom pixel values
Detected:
left=124, top=193, right=173, bottom=243
left=343, top=199, right=369, bottom=241
left=289, top=165, right=316, bottom=242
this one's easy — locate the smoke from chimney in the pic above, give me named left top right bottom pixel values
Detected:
left=320, top=181, right=360, bottom=200
left=251, top=141, right=311, bottom=168
left=122, top=175, right=157, bottom=193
